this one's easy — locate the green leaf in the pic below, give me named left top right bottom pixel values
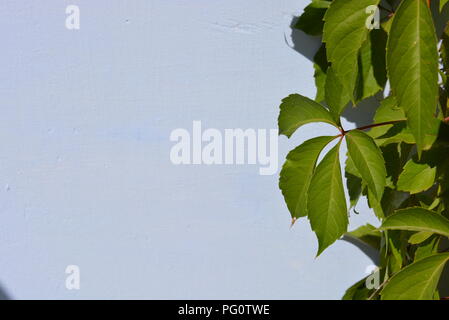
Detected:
left=342, top=276, right=372, bottom=300
left=381, top=253, right=449, bottom=300
left=408, top=231, right=433, bottom=245
left=294, top=0, right=331, bottom=36
left=308, top=142, right=348, bottom=256
left=374, top=121, right=439, bottom=147
left=278, top=94, right=338, bottom=138
left=397, top=159, right=437, bottom=194
left=323, top=0, right=381, bottom=100
left=345, top=155, right=363, bottom=209
left=386, top=231, right=405, bottom=274
left=354, top=29, right=388, bottom=103
left=386, top=0, right=439, bottom=153
left=381, top=207, right=449, bottom=238
left=381, top=15, right=393, bottom=34
left=441, top=0, right=449, bottom=12
left=279, top=136, right=336, bottom=219
left=325, top=66, right=350, bottom=120
left=346, top=130, right=387, bottom=201
left=369, top=96, right=406, bottom=139
left=313, top=45, right=328, bottom=103
left=414, top=235, right=441, bottom=261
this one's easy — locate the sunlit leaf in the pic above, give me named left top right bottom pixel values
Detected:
left=387, top=0, right=439, bottom=153
left=308, top=142, right=348, bottom=256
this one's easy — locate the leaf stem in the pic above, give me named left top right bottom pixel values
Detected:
left=337, top=120, right=405, bottom=137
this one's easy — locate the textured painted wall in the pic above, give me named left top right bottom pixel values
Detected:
left=0, top=0, right=378, bottom=299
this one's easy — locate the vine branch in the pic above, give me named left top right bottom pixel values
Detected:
left=337, top=120, right=405, bottom=137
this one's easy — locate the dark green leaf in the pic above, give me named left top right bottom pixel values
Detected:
left=294, top=0, right=331, bottom=36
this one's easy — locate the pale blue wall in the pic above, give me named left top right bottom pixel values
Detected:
left=0, top=0, right=378, bottom=299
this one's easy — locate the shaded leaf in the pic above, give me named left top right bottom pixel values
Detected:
left=313, top=44, right=328, bottom=103
left=354, top=29, right=388, bottom=102
left=342, top=276, right=372, bottom=300
left=294, top=0, right=331, bottom=36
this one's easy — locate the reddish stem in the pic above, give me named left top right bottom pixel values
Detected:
left=445, top=116, right=449, bottom=123
left=428, top=0, right=431, bottom=8
left=341, top=120, right=404, bottom=136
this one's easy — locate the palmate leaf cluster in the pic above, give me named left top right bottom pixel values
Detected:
left=278, top=0, right=449, bottom=299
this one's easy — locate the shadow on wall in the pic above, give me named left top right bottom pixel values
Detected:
left=0, top=283, right=11, bottom=300
left=287, top=17, right=380, bottom=128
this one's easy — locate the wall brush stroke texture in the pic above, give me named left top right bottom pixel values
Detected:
left=0, top=0, right=377, bottom=299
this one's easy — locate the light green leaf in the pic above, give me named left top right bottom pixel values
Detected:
left=323, top=0, right=381, bottom=100
left=381, top=207, right=449, bottom=238
left=386, top=0, right=439, bottom=153
left=308, top=142, right=348, bottom=256
left=325, top=66, right=350, bottom=120
left=278, top=94, right=338, bottom=138
left=408, top=231, right=433, bottom=245
left=346, top=130, right=387, bottom=201
left=441, top=0, right=449, bottom=12
left=279, top=136, right=336, bottom=219
left=381, top=253, right=449, bottom=300
left=397, top=159, right=437, bottom=194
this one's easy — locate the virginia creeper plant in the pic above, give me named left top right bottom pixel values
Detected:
left=278, top=0, right=449, bottom=299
